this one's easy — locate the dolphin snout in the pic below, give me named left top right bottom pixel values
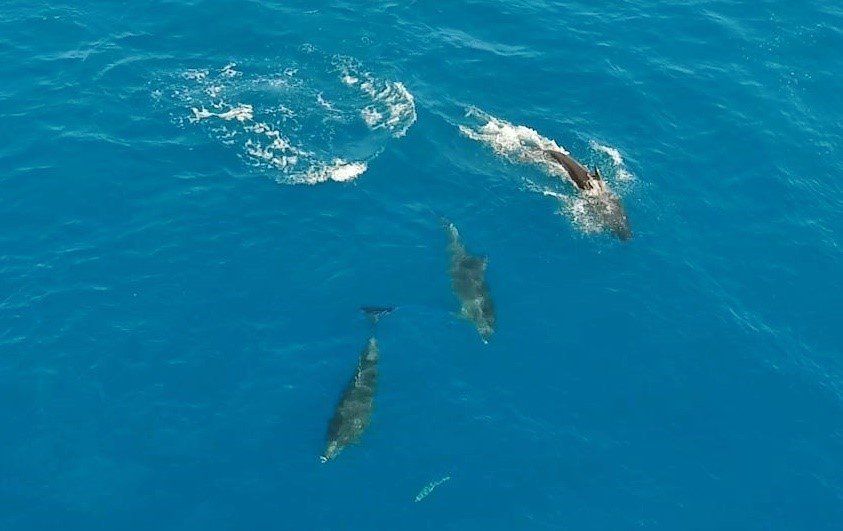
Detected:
left=321, top=441, right=340, bottom=462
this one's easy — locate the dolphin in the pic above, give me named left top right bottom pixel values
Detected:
left=543, top=149, right=632, bottom=241
left=320, top=307, right=394, bottom=463
left=445, top=221, right=495, bottom=342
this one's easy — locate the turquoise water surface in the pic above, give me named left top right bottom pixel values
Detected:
left=1, top=1, right=841, bottom=529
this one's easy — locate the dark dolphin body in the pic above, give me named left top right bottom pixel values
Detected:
left=320, top=307, right=393, bottom=463
left=445, top=221, right=495, bottom=342
left=543, top=149, right=599, bottom=192
left=543, top=149, right=632, bottom=241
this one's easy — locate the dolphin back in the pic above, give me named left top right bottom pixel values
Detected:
left=543, top=149, right=594, bottom=190
left=321, top=337, right=379, bottom=462
left=444, top=220, right=496, bottom=342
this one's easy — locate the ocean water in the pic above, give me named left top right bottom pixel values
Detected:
left=1, top=1, right=841, bottom=529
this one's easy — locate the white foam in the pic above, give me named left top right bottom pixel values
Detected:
left=368, top=81, right=416, bottom=137
left=415, top=476, right=451, bottom=503
left=591, top=141, right=622, bottom=165
left=190, top=104, right=254, bottom=123
left=525, top=177, right=602, bottom=233
left=590, top=140, right=634, bottom=181
left=300, top=159, right=367, bottom=185
left=169, top=56, right=409, bottom=185
left=560, top=195, right=603, bottom=235
left=459, top=107, right=569, bottom=179
left=361, top=107, right=383, bottom=127
left=220, top=62, right=240, bottom=78
left=276, top=104, right=296, bottom=119
left=381, top=82, right=416, bottom=135
left=316, top=92, right=336, bottom=111
left=335, top=57, right=417, bottom=137
left=204, top=85, right=223, bottom=98
left=233, top=116, right=365, bottom=185
left=460, top=107, right=635, bottom=189
left=243, top=119, right=308, bottom=170
left=182, top=69, right=208, bottom=81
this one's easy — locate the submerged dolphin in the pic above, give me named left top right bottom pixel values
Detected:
left=445, top=221, right=495, bottom=342
left=543, top=149, right=632, bottom=241
left=320, top=307, right=393, bottom=463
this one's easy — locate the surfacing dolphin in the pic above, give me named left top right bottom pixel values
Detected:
left=445, top=220, right=495, bottom=342
left=320, top=307, right=394, bottom=463
left=543, top=149, right=632, bottom=241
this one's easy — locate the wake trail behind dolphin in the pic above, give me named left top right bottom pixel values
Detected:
left=458, top=107, right=635, bottom=239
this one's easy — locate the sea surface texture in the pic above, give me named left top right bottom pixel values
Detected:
left=1, top=1, right=841, bottom=529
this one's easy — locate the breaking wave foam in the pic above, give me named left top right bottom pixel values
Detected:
left=163, top=54, right=416, bottom=185
left=304, top=159, right=368, bottom=185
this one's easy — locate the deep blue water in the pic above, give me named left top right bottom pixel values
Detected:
left=1, top=1, right=842, bottom=529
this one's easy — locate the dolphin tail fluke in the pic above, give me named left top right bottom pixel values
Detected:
left=360, top=306, right=395, bottom=325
